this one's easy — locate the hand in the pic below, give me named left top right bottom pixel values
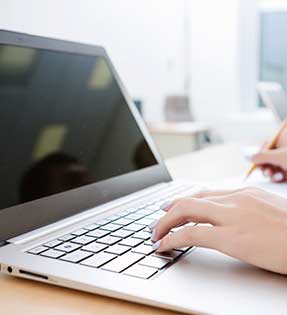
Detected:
left=252, top=126, right=287, bottom=182
left=151, top=188, right=287, bottom=274
left=252, top=147, right=287, bottom=182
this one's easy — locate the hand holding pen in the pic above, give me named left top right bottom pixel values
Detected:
left=246, top=118, right=287, bottom=183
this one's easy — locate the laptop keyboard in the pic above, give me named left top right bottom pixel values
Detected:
left=27, top=184, right=197, bottom=280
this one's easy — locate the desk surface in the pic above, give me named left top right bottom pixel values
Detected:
left=148, top=122, right=210, bottom=135
left=0, top=144, right=250, bottom=315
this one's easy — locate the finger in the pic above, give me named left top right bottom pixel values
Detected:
left=152, top=198, right=227, bottom=241
left=161, top=190, right=238, bottom=211
left=271, top=171, right=285, bottom=183
left=192, top=188, right=246, bottom=199
left=155, top=225, right=224, bottom=252
left=160, top=190, right=238, bottom=214
left=260, top=164, right=285, bottom=180
left=252, top=150, right=282, bottom=167
left=260, top=140, right=274, bottom=150
left=260, top=165, right=274, bottom=177
left=159, top=199, right=177, bottom=212
left=191, top=187, right=267, bottom=200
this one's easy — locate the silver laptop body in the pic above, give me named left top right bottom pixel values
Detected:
left=1, top=31, right=287, bottom=315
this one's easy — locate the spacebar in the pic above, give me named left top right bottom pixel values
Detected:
left=101, top=252, right=144, bottom=273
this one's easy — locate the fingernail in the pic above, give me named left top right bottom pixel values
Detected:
left=272, top=172, right=284, bottom=182
left=148, top=220, right=158, bottom=231
left=151, top=229, right=157, bottom=241
left=152, top=240, right=161, bottom=251
left=263, top=169, right=272, bottom=177
left=160, top=200, right=172, bottom=211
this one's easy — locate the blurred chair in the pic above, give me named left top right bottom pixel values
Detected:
left=164, top=95, right=193, bottom=122
left=257, top=81, right=287, bottom=122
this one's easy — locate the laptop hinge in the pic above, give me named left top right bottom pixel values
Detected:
left=8, top=182, right=171, bottom=245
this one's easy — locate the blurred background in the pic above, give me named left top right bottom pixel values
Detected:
left=1, top=0, right=286, bottom=159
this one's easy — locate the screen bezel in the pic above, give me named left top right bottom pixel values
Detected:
left=0, top=30, right=172, bottom=243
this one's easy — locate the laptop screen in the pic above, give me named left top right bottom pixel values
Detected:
left=0, top=44, right=158, bottom=211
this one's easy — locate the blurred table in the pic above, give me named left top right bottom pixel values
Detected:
left=165, top=143, right=250, bottom=183
left=0, top=144, right=249, bottom=315
left=148, top=122, right=211, bottom=159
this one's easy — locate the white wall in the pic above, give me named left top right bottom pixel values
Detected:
left=0, top=0, right=187, bottom=122
left=0, top=0, right=260, bottom=128
left=189, top=0, right=259, bottom=122
left=238, top=0, right=259, bottom=111
left=260, top=0, right=287, bottom=9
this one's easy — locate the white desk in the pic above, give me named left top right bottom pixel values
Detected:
left=166, top=143, right=250, bottom=183
left=148, top=122, right=211, bottom=159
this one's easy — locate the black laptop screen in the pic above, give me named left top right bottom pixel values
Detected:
left=0, top=44, right=158, bottom=211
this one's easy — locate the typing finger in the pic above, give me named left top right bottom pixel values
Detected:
left=154, top=225, right=224, bottom=252
left=152, top=198, right=227, bottom=242
left=192, top=188, right=246, bottom=199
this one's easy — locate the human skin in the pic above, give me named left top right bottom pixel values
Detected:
left=150, top=187, right=287, bottom=274
left=252, top=126, right=287, bottom=182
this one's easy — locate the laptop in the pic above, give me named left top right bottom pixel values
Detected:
left=1, top=31, right=287, bottom=315
left=257, top=81, right=287, bottom=122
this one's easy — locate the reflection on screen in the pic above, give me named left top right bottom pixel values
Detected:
left=0, top=45, right=157, bottom=210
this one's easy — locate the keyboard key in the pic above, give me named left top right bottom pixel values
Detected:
left=58, top=234, right=75, bottom=242
left=100, top=223, right=121, bottom=232
left=175, top=247, right=190, bottom=252
left=86, top=229, right=110, bottom=238
left=146, top=205, right=160, bottom=211
left=44, top=239, right=63, bottom=248
left=28, top=246, right=47, bottom=255
left=71, top=229, right=87, bottom=236
left=105, top=244, right=131, bottom=255
left=109, top=213, right=123, bottom=219
left=60, top=250, right=93, bottom=263
left=153, top=201, right=164, bottom=207
left=139, top=256, right=170, bottom=269
left=71, top=235, right=95, bottom=245
left=81, top=252, right=116, bottom=268
left=102, top=253, right=144, bottom=273
left=119, top=237, right=143, bottom=247
left=96, top=235, right=121, bottom=246
left=132, top=231, right=152, bottom=240
left=83, top=223, right=100, bottom=231
left=117, top=210, right=130, bottom=216
left=111, top=229, right=134, bottom=238
left=132, top=244, right=154, bottom=255
left=136, top=209, right=155, bottom=215
left=137, top=203, right=149, bottom=209
left=124, top=264, right=158, bottom=279
left=41, top=249, right=65, bottom=259
left=125, top=208, right=138, bottom=213
left=113, top=218, right=134, bottom=226
left=96, top=218, right=111, bottom=225
left=124, top=223, right=144, bottom=232
left=145, top=201, right=156, bottom=206
left=152, top=250, right=182, bottom=261
left=144, top=239, right=154, bottom=246
left=82, top=242, right=108, bottom=253
left=145, top=213, right=163, bottom=221
left=55, top=242, right=81, bottom=253
left=125, top=213, right=144, bottom=221
left=135, top=218, right=154, bottom=226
